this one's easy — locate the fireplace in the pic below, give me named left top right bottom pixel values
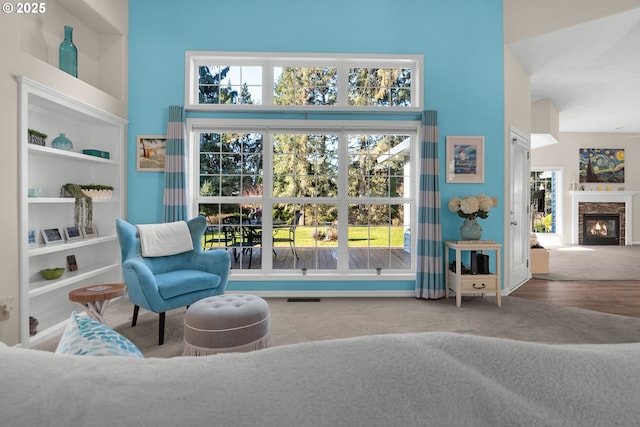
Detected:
left=571, top=190, right=639, bottom=246
left=582, top=213, right=620, bottom=245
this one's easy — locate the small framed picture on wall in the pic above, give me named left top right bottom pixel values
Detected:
left=446, top=136, right=485, bottom=183
left=136, top=135, right=167, bottom=172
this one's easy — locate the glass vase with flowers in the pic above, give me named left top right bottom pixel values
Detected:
left=448, top=194, right=498, bottom=240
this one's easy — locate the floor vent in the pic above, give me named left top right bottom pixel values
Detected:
left=286, top=298, right=321, bottom=302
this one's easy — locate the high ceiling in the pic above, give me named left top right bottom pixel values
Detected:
left=506, top=3, right=640, bottom=135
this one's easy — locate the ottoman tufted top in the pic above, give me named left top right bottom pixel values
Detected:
left=183, top=294, right=271, bottom=355
left=185, top=294, right=270, bottom=331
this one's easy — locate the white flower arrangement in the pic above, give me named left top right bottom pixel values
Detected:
left=448, top=194, right=498, bottom=220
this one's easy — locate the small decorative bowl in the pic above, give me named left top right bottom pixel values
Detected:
left=39, top=268, right=65, bottom=280
left=28, top=188, right=41, bottom=197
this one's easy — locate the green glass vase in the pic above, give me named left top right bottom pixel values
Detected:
left=52, top=133, right=73, bottom=151
left=59, top=26, right=77, bottom=77
left=460, top=218, right=482, bottom=240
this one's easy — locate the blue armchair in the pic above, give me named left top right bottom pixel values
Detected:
left=116, top=216, right=230, bottom=344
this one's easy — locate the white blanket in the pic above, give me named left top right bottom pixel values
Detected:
left=136, top=221, right=193, bottom=257
left=2, top=332, right=640, bottom=426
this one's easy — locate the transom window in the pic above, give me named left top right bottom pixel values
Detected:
left=185, top=51, right=422, bottom=111
left=189, top=119, right=417, bottom=276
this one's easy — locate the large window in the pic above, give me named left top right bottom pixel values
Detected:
left=186, top=51, right=421, bottom=280
left=185, top=51, right=423, bottom=111
left=190, top=119, right=416, bottom=276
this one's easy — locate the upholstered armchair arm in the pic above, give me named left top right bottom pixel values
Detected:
left=191, top=249, right=231, bottom=290
left=122, top=258, right=166, bottom=310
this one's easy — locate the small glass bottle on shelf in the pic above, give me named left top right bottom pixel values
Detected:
left=59, top=26, right=78, bottom=77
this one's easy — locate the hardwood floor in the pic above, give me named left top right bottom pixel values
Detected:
left=511, top=278, right=640, bottom=318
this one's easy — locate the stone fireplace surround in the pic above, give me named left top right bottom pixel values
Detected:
left=570, top=191, right=640, bottom=245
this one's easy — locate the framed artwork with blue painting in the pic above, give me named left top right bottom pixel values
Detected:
left=579, top=148, right=624, bottom=183
left=446, top=136, right=484, bottom=183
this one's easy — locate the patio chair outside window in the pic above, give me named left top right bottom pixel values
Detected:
left=224, top=216, right=261, bottom=268
left=273, top=211, right=301, bottom=259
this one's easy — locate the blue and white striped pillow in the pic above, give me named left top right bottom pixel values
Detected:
left=55, top=311, right=143, bottom=358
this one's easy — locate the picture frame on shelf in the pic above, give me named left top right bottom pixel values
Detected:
left=81, top=223, right=97, bottom=238
left=41, top=227, right=64, bottom=244
left=28, top=228, right=38, bottom=247
left=63, top=225, right=83, bottom=241
left=66, top=254, right=78, bottom=271
left=136, top=135, right=167, bottom=172
left=446, top=136, right=485, bottom=183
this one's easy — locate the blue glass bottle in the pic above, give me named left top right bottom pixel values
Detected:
left=59, top=26, right=77, bottom=77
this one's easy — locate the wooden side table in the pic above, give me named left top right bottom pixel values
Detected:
left=68, top=283, right=126, bottom=324
left=444, top=241, right=502, bottom=308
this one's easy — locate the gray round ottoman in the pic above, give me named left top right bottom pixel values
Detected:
left=183, top=294, right=270, bottom=356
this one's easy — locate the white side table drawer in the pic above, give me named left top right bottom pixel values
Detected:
left=459, top=275, right=498, bottom=293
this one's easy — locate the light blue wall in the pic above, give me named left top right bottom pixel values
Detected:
left=128, top=0, right=505, bottom=289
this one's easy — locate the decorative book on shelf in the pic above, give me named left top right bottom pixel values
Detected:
left=457, top=240, right=495, bottom=244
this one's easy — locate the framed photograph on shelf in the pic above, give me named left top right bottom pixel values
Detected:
left=81, top=223, right=98, bottom=238
left=446, top=136, right=485, bottom=183
left=136, top=135, right=167, bottom=172
left=41, top=227, right=64, bottom=244
left=64, top=225, right=83, bottom=241
left=66, top=254, right=78, bottom=271
left=28, top=228, right=38, bottom=247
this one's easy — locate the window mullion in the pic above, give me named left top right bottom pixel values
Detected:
left=264, top=62, right=274, bottom=107
left=261, top=129, right=274, bottom=271
left=337, top=63, right=348, bottom=107
left=336, top=131, right=350, bottom=271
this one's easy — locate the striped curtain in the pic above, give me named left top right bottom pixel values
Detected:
left=415, top=110, right=445, bottom=299
left=163, top=106, right=188, bottom=222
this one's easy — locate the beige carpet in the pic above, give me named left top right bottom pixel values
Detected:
left=532, top=244, right=640, bottom=281
left=36, top=296, right=640, bottom=358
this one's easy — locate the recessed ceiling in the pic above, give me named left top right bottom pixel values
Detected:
left=508, top=8, right=640, bottom=134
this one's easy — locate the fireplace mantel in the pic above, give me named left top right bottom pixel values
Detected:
left=570, top=191, right=640, bottom=245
